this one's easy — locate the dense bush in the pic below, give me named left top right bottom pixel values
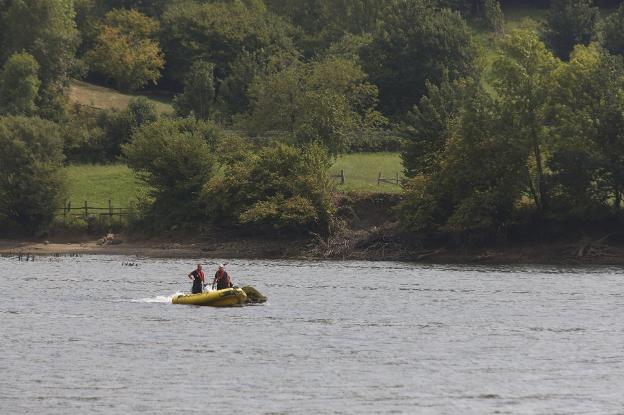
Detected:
left=601, top=3, right=624, bottom=56
left=361, top=0, right=477, bottom=116
left=122, top=117, right=220, bottom=225
left=97, top=97, right=158, bottom=161
left=542, top=0, right=599, bottom=60
left=0, top=52, right=41, bottom=116
left=246, top=56, right=385, bottom=156
left=173, top=60, right=216, bottom=120
left=85, top=9, right=164, bottom=91
left=0, top=116, right=65, bottom=234
left=202, top=142, right=334, bottom=234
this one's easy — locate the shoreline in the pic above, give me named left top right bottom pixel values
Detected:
left=3, top=236, right=624, bottom=266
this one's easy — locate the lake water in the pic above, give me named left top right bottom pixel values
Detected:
left=1, top=255, right=623, bottom=414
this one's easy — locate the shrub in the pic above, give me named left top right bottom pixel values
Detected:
left=0, top=116, right=65, bottom=234
left=122, top=118, right=219, bottom=225
left=203, top=142, right=334, bottom=234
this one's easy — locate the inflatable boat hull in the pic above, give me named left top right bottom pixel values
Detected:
left=172, top=287, right=247, bottom=307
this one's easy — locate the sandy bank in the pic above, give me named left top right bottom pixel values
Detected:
left=3, top=235, right=624, bottom=266
left=0, top=235, right=311, bottom=259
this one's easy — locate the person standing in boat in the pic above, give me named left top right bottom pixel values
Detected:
left=188, top=263, right=205, bottom=294
left=212, top=264, right=233, bottom=290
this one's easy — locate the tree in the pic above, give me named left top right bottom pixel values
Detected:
left=122, top=118, right=220, bottom=223
left=398, top=84, right=526, bottom=237
left=160, top=0, right=299, bottom=119
left=86, top=9, right=164, bottom=91
left=0, top=52, right=40, bottom=116
left=550, top=44, right=624, bottom=215
left=2, top=0, right=79, bottom=119
left=98, top=97, right=158, bottom=160
left=601, top=2, right=624, bottom=56
left=360, top=0, right=477, bottom=116
left=401, top=75, right=466, bottom=178
left=160, top=0, right=294, bottom=85
left=0, top=116, right=65, bottom=233
left=543, top=0, right=599, bottom=60
left=246, top=56, right=384, bottom=155
left=436, top=0, right=504, bottom=32
left=173, top=61, right=216, bottom=120
left=264, top=0, right=391, bottom=53
left=202, top=142, right=334, bottom=234
left=491, top=29, right=560, bottom=213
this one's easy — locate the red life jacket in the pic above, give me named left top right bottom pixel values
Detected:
left=192, top=269, right=205, bottom=282
left=214, top=270, right=231, bottom=289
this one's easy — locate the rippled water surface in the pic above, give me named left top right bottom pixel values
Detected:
left=1, top=255, right=624, bottom=414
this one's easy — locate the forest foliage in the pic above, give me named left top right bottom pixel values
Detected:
left=3, top=0, right=624, bottom=242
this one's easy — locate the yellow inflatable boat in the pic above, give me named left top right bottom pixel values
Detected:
left=172, top=287, right=247, bottom=307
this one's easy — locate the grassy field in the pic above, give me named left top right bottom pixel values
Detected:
left=63, top=164, right=144, bottom=208
left=68, top=80, right=174, bottom=114
left=331, top=152, right=403, bottom=194
left=63, top=153, right=404, bottom=206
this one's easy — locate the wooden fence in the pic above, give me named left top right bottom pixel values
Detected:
left=330, top=171, right=401, bottom=186
left=331, top=169, right=345, bottom=184
left=56, top=200, right=132, bottom=222
left=377, top=172, right=400, bottom=186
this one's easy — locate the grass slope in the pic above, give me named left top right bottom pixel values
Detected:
left=64, top=164, right=144, bottom=208
left=68, top=80, right=174, bottom=114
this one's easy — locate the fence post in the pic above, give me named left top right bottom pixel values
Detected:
left=84, top=201, right=88, bottom=219
left=396, top=172, right=399, bottom=185
left=63, top=201, right=68, bottom=224
left=340, top=169, right=345, bottom=185
left=108, top=199, right=113, bottom=225
left=377, top=172, right=381, bottom=186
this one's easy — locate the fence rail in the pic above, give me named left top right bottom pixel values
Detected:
left=55, top=200, right=132, bottom=221
left=377, top=172, right=400, bottom=186
left=330, top=171, right=401, bottom=186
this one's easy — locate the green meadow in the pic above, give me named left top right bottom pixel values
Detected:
left=63, top=152, right=405, bottom=207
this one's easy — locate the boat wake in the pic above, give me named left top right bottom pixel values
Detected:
left=132, top=293, right=184, bottom=303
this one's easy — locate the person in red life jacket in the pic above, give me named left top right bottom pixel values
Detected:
left=188, top=263, right=205, bottom=294
left=212, top=264, right=233, bottom=290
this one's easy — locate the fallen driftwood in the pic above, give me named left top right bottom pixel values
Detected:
left=571, top=234, right=616, bottom=259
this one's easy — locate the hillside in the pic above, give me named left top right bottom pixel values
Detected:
left=68, top=79, right=174, bottom=114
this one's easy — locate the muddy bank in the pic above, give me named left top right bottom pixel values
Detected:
left=4, top=193, right=624, bottom=265
left=3, top=231, right=624, bottom=265
left=0, top=234, right=312, bottom=259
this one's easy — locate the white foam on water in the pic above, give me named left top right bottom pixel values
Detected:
left=132, top=292, right=184, bottom=303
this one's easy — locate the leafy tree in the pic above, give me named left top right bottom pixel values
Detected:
left=401, top=75, right=466, bottom=178
left=0, top=116, right=65, bottom=233
left=482, top=0, right=504, bottom=33
left=550, top=44, right=624, bottom=215
left=1, top=0, right=79, bottom=119
left=0, top=52, right=40, bottom=116
left=246, top=56, right=384, bottom=155
left=398, top=85, right=525, bottom=236
left=122, top=118, right=220, bottom=224
left=160, top=0, right=294, bottom=85
left=264, top=0, right=391, bottom=53
left=491, top=29, right=560, bottom=213
left=437, top=0, right=504, bottom=32
left=94, top=0, right=172, bottom=17
left=173, top=61, right=216, bottom=120
left=543, top=0, right=599, bottom=60
left=202, top=142, right=334, bottom=234
left=86, top=9, right=164, bottom=91
left=601, top=2, right=624, bottom=56
left=360, top=0, right=477, bottom=116
left=98, top=97, right=158, bottom=160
